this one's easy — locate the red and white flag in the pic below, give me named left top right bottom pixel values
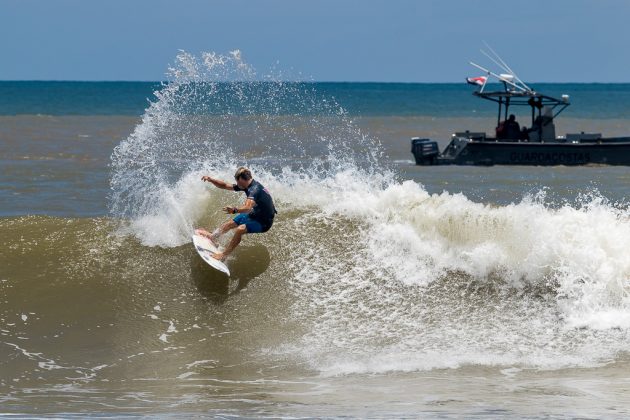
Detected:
left=466, top=76, right=487, bottom=86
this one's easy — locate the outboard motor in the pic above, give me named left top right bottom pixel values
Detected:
left=411, top=137, right=439, bottom=165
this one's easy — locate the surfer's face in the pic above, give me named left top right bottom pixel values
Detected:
left=235, top=176, right=251, bottom=189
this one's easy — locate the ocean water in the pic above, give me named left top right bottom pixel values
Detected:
left=1, top=51, right=630, bottom=418
left=3, top=80, right=630, bottom=118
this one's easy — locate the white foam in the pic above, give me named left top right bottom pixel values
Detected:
left=166, top=320, right=177, bottom=333
left=119, top=171, right=212, bottom=247
left=116, top=157, right=630, bottom=373
left=177, top=372, right=198, bottom=380
left=275, top=176, right=630, bottom=374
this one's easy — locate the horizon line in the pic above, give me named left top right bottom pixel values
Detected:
left=2, top=79, right=630, bottom=84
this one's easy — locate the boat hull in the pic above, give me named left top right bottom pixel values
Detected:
left=420, top=141, right=630, bottom=166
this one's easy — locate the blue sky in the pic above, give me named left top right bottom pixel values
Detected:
left=1, top=0, right=629, bottom=82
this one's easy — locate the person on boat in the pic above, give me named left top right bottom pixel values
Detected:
left=520, top=126, right=530, bottom=141
left=496, top=121, right=506, bottom=139
left=197, top=167, right=276, bottom=261
left=503, top=114, right=521, bottom=139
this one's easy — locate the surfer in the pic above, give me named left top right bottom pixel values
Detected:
left=198, top=167, right=276, bottom=261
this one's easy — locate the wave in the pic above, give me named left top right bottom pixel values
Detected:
left=103, top=50, right=630, bottom=375
left=273, top=180, right=630, bottom=374
left=104, top=159, right=630, bottom=375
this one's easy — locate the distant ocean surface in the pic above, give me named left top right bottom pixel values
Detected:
left=2, top=64, right=630, bottom=418
left=2, top=80, right=630, bottom=118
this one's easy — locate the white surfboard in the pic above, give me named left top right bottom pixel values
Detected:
left=192, top=231, right=230, bottom=276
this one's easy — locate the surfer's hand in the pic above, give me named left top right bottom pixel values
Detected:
left=202, top=177, right=233, bottom=191
left=222, top=206, right=235, bottom=214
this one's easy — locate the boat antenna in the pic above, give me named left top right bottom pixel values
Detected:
left=480, top=49, right=513, bottom=78
left=469, top=61, right=527, bottom=93
left=480, top=43, right=511, bottom=74
left=481, top=41, right=532, bottom=93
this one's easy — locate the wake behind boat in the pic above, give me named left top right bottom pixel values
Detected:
left=411, top=47, right=630, bottom=166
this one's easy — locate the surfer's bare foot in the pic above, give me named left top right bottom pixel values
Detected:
left=211, top=252, right=226, bottom=261
left=195, top=228, right=217, bottom=243
left=194, top=228, right=208, bottom=236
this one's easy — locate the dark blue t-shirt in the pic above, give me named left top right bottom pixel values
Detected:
left=232, top=179, right=276, bottom=226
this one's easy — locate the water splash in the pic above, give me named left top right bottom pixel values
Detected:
left=109, top=50, right=385, bottom=246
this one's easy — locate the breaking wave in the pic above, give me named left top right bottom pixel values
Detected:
left=109, top=50, right=630, bottom=375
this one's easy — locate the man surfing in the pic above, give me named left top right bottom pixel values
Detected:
left=197, top=167, right=276, bottom=261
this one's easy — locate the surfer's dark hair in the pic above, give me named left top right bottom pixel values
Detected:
left=234, top=167, right=252, bottom=181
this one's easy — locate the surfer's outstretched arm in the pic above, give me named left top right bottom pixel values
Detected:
left=201, top=176, right=233, bottom=190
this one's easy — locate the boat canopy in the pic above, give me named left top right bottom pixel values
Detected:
left=467, top=45, right=570, bottom=125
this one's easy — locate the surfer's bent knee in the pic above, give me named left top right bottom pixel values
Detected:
left=232, top=213, right=270, bottom=234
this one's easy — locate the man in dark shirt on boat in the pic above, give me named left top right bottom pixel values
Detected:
left=497, top=114, right=521, bottom=139
left=503, top=114, right=521, bottom=139
left=198, top=167, right=276, bottom=261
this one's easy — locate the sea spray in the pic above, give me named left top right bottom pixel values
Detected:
left=110, top=50, right=384, bottom=247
